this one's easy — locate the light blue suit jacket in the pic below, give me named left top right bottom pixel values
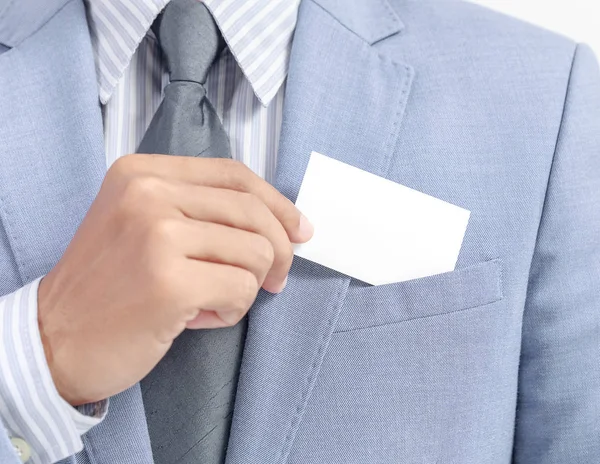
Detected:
left=0, top=0, right=599, bottom=463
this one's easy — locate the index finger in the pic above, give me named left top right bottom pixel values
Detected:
left=125, top=154, right=314, bottom=244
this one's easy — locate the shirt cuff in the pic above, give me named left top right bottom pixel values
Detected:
left=63, top=398, right=108, bottom=436
left=0, top=278, right=107, bottom=463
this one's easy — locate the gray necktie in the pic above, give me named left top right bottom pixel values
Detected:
left=138, top=1, right=247, bottom=463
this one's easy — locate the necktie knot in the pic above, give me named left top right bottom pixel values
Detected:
left=154, top=0, right=225, bottom=84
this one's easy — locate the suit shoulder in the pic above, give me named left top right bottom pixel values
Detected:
left=387, top=0, right=577, bottom=63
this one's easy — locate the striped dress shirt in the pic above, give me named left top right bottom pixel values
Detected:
left=0, top=0, right=299, bottom=462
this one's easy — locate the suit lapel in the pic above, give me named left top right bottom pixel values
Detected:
left=226, top=1, right=413, bottom=462
left=0, top=0, right=70, bottom=48
left=0, top=3, right=153, bottom=464
left=0, top=0, right=105, bottom=283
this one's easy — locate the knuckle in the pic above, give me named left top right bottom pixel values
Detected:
left=242, top=191, right=263, bottom=210
left=253, top=235, right=275, bottom=269
left=226, top=160, right=252, bottom=190
left=230, top=271, right=259, bottom=315
left=230, top=189, right=253, bottom=205
left=118, top=176, right=165, bottom=219
left=280, top=240, right=294, bottom=265
left=221, top=311, right=245, bottom=327
left=234, top=191, right=265, bottom=219
left=110, top=154, right=139, bottom=177
left=146, top=218, right=179, bottom=245
left=281, top=205, right=301, bottom=231
left=124, top=175, right=163, bottom=201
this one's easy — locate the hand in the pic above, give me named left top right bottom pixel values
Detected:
left=37, top=154, right=313, bottom=406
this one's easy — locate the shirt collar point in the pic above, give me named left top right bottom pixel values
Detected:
left=98, top=84, right=113, bottom=106
left=254, top=89, right=274, bottom=108
left=250, top=73, right=288, bottom=108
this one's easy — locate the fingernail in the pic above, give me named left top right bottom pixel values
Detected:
left=298, top=214, right=314, bottom=239
left=274, top=276, right=288, bottom=294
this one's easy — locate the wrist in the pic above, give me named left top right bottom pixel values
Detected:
left=0, top=279, right=89, bottom=462
left=37, top=274, right=84, bottom=406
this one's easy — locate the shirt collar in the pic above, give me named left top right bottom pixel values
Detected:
left=86, top=0, right=299, bottom=106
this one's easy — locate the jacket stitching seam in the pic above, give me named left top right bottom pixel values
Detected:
left=276, top=279, right=350, bottom=463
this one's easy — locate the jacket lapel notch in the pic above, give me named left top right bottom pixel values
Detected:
left=311, top=0, right=404, bottom=45
left=226, top=1, right=414, bottom=463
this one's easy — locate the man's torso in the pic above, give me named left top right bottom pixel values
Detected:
left=0, top=0, right=593, bottom=462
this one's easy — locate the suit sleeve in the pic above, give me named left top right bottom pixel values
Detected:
left=513, top=43, right=600, bottom=463
left=0, top=279, right=107, bottom=463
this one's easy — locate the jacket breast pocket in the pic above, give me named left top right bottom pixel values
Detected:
left=334, top=259, right=503, bottom=333
left=292, top=259, right=510, bottom=462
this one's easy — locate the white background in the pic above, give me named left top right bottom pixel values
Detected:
left=469, top=0, right=600, bottom=58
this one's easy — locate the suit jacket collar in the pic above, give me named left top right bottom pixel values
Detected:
left=312, top=0, right=405, bottom=45
left=226, top=0, right=413, bottom=462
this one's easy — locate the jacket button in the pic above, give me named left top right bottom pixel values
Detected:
left=10, top=438, right=31, bottom=463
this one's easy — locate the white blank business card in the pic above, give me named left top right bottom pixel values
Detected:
left=293, top=152, right=471, bottom=285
